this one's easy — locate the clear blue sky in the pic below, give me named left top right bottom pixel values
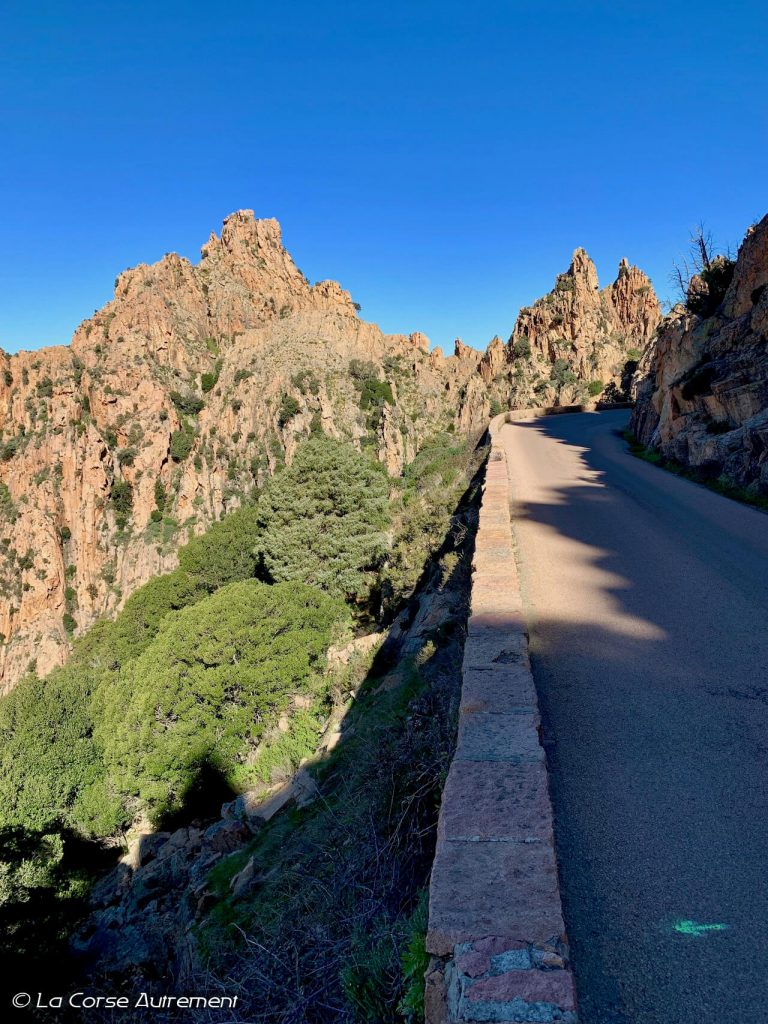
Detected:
left=1, top=0, right=766, bottom=354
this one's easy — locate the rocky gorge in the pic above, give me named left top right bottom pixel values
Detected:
left=0, top=210, right=660, bottom=694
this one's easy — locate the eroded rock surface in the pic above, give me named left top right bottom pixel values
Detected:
left=631, top=214, right=768, bottom=491
left=0, top=214, right=657, bottom=692
left=0, top=213, right=488, bottom=691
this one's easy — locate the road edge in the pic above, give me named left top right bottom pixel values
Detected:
left=425, top=414, right=577, bottom=1024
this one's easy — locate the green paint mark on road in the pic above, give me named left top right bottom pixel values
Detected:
left=672, top=919, right=729, bottom=937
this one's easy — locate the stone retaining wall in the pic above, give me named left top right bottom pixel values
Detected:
left=425, top=414, right=577, bottom=1024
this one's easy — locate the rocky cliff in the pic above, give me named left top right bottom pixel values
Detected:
left=0, top=212, right=491, bottom=692
left=501, top=248, right=661, bottom=407
left=0, top=214, right=657, bottom=692
left=631, top=214, right=768, bottom=492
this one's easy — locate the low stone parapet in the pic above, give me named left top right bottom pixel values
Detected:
left=425, top=416, right=577, bottom=1024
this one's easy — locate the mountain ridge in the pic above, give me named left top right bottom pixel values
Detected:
left=0, top=211, right=659, bottom=692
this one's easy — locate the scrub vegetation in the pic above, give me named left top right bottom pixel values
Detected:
left=623, top=430, right=768, bottom=512
left=0, top=429, right=486, bottom=1020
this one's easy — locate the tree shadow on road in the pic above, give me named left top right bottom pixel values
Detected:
left=499, top=413, right=768, bottom=1024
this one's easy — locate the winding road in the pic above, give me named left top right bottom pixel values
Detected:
left=501, top=410, right=768, bottom=1024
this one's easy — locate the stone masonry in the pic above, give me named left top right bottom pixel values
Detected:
left=425, top=414, right=577, bottom=1024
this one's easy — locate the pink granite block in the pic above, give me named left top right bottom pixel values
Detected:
left=439, top=761, right=554, bottom=843
left=468, top=610, right=527, bottom=637
left=462, top=632, right=529, bottom=669
left=464, top=968, right=576, bottom=1011
left=427, top=840, right=565, bottom=956
left=461, top=665, right=538, bottom=713
left=456, top=711, right=542, bottom=763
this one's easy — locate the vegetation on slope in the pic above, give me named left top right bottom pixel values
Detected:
left=188, top=451, right=484, bottom=1022
left=623, top=430, right=768, bottom=512
left=0, top=427, right=485, bottom=1018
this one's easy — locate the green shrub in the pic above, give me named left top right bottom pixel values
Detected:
left=512, top=338, right=531, bottom=360
left=77, top=569, right=205, bottom=673
left=291, top=370, right=320, bottom=396
left=0, top=663, right=122, bottom=836
left=201, top=370, right=219, bottom=393
left=588, top=380, right=604, bottom=396
left=110, top=480, right=133, bottom=516
left=0, top=436, right=22, bottom=461
left=0, top=825, right=89, bottom=985
left=398, top=891, right=430, bottom=1019
left=358, top=379, right=393, bottom=411
left=170, top=390, right=204, bottom=415
left=95, top=580, right=342, bottom=821
left=179, top=504, right=262, bottom=593
left=278, top=393, right=301, bottom=427
left=170, top=426, right=195, bottom=462
left=36, top=377, right=53, bottom=399
left=0, top=483, right=17, bottom=523
left=550, top=358, right=578, bottom=388
left=116, top=447, right=136, bottom=467
left=154, top=477, right=167, bottom=513
left=255, top=438, right=390, bottom=603
left=348, top=359, right=377, bottom=382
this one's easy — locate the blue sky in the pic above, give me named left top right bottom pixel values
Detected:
left=0, top=0, right=766, bottom=354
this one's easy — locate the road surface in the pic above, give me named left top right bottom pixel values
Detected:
left=501, top=410, right=768, bottom=1024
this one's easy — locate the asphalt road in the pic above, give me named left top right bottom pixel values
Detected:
left=501, top=410, right=768, bottom=1024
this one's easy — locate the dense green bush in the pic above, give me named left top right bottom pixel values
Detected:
left=0, top=666, right=117, bottom=835
left=94, top=580, right=342, bottom=820
left=179, top=504, right=262, bottom=593
left=0, top=483, right=17, bottom=523
left=110, top=480, right=133, bottom=515
left=278, top=393, right=301, bottom=427
left=550, top=358, right=578, bottom=388
left=255, top=437, right=390, bottom=603
left=384, top=434, right=481, bottom=614
left=512, top=338, right=531, bottom=360
left=358, top=378, right=393, bottom=411
left=0, top=825, right=89, bottom=987
left=170, top=389, right=204, bottom=415
left=0, top=436, right=22, bottom=461
left=170, top=424, right=195, bottom=461
left=588, top=380, right=604, bottom=396
left=291, top=370, right=320, bottom=396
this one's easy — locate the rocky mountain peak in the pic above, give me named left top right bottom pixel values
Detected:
left=569, top=247, right=600, bottom=293
left=0, top=212, right=494, bottom=693
left=505, top=245, right=661, bottom=406
left=0, top=215, right=660, bottom=694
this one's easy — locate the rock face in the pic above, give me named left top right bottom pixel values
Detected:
left=0, top=213, right=657, bottom=692
left=0, top=212, right=488, bottom=692
left=631, top=214, right=768, bottom=492
left=503, top=248, right=661, bottom=408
